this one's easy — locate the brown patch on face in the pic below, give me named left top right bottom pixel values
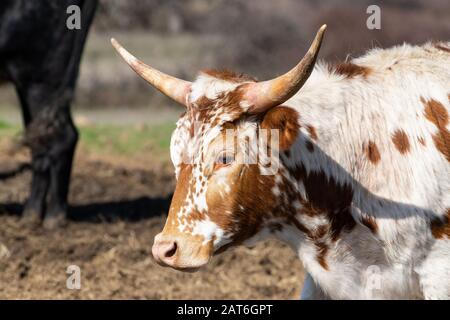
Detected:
left=187, top=87, right=249, bottom=138
left=187, top=96, right=214, bottom=137
left=194, top=95, right=216, bottom=110
left=191, top=95, right=218, bottom=127
left=360, top=215, right=378, bottom=234
left=261, top=106, right=300, bottom=151
left=307, top=125, right=318, bottom=141
left=330, top=62, right=371, bottom=78
left=206, top=164, right=277, bottom=246
left=418, top=136, right=426, bottom=146
left=391, top=130, right=411, bottom=154
left=421, top=97, right=450, bottom=162
left=430, top=209, right=450, bottom=239
left=434, top=43, right=450, bottom=53
left=363, top=140, right=381, bottom=164
left=162, top=164, right=205, bottom=246
left=292, top=166, right=356, bottom=241
left=166, top=164, right=192, bottom=229
left=202, top=69, right=257, bottom=83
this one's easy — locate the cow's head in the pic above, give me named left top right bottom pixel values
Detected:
left=112, top=25, right=326, bottom=271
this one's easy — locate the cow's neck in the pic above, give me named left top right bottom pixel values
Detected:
left=272, top=71, right=389, bottom=298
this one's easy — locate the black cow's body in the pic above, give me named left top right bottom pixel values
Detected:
left=0, top=0, right=97, bottom=228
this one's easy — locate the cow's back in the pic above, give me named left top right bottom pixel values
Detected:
left=351, top=42, right=450, bottom=214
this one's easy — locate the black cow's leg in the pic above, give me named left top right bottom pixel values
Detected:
left=22, top=161, right=50, bottom=226
left=14, top=84, right=76, bottom=228
left=15, top=90, right=51, bottom=226
left=43, top=113, right=78, bottom=229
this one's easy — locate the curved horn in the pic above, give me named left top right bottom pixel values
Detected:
left=111, top=38, right=191, bottom=107
left=244, top=25, right=327, bottom=113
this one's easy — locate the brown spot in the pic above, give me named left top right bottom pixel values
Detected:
left=311, top=225, right=328, bottom=240
left=261, top=106, right=300, bottom=151
left=360, top=215, right=378, bottom=234
left=315, top=242, right=329, bottom=270
left=291, top=166, right=356, bottom=241
left=418, top=136, right=426, bottom=146
left=430, top=209, right=450, bottom=239
left=201, top=69, right=257, bottom=83
left=434, top=43, right=450, bottom=53
left=421, top=97, right=450, bottom=162
left=423, top=97, right=449, bottom=125
left=364, top=140, right=381, bottom=164
left=331, top=62, right=371, bottom=78
left=307, top=125, right=318, bottom=141
left=193, top=95, right=215, bottom=109
left=392, top=130, right=411, bottom=154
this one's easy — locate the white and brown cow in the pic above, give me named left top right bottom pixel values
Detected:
left=112, top=25, right=450, bottom=299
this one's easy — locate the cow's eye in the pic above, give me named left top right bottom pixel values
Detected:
left=215, top=152, right=235, bottom=167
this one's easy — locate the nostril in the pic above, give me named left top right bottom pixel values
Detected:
left=164, top=241, right=177, bottom=258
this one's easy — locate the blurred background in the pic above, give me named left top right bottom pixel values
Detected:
left=0, top=0, right=449, bottom=299
left=2, top=0, right=450, bottom=110
left=61, top=0, right=450, bottom=108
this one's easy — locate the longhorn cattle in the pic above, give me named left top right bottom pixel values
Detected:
left=0, top=0, right=97, bottom=228
left=113, top=25, right=450, bottom=299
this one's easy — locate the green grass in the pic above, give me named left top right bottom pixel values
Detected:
left=0, top=120, right=21, bottom=136
left=0, top=119, right=175, bottom=158
left=79, top=122, right=175, bottom=156
left=0, top=120, right=10, bottom=130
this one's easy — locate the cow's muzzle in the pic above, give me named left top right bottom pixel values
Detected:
left=151, top=233, right=212, bottom=272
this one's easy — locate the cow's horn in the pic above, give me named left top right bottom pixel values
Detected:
left=111, top=38, right=191, bottom=107
left=244, top=25, right=326, bottom=113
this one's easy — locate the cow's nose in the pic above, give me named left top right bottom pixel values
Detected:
left=152, top=239, right=178, bottom=265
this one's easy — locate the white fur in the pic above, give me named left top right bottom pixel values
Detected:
left=284, top=42, right=450, bottom=299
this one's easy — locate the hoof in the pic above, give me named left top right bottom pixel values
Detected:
left=20, top=209, right=41, bottom=228
left=43, top=214, right=68, bottom=230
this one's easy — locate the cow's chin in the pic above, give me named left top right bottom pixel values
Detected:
left=156, top=254, right=211, bottom=273
left=156, top=262, right=205, bottom=273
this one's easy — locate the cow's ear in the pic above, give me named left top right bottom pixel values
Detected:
left=260, top=106, right=300, bottom=151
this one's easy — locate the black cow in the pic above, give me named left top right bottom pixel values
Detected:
left=0, top=0, right=97, bottom=228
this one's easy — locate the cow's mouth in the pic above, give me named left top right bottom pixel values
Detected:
left=152, top=252, right=210, bottom=272
left=213, top=242, right=233, bottom=255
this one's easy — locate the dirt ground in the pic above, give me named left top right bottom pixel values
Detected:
left=0, top=139, right=304, bottom=299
